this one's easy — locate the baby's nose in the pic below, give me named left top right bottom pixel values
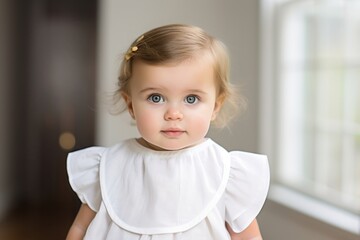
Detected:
left=164, top=108, right=183, bottom=120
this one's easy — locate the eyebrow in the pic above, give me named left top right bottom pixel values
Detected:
left=138, top=87, right=162, bottom=94
left=138, top=88, right=208, bottom=95
left=187, top=89, right=208, bottom=95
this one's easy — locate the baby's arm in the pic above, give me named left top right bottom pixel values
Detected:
left=226, top=219, right=262, bottom=240
left=66, top=204, right=96, bottom=240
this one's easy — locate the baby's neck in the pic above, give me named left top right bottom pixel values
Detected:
left=136, top=138, right=206, bottom=151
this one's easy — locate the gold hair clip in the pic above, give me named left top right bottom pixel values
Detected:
left=125, top=35, right=144, bottom=61
left=136, top=35, right=144, bottom=43
left=125, top=53, right=132, bottom=61
left=125, top=47, right=137, bottom=61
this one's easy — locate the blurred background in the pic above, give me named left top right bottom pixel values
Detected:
left=0, top=0, right=359, bottom=239
left=0, top=0, right=96, bottom=239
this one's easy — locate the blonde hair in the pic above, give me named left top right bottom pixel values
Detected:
left=115, top=24, right=244, bottom=127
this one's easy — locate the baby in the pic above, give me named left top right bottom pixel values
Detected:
left=66, top=24, right=269, bottom=240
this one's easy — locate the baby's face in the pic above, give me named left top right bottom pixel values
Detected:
left=123, top=56, right=222, bottom=151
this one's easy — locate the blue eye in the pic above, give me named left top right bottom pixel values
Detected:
left=185, top=95, right=198, bottom=104
left=148, top=94, right=164, bottom=103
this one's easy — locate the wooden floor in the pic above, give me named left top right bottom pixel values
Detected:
left=0, top=206, right=75, bottom=240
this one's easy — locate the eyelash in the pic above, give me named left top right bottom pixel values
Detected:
left=184, top=95, right=199, bottom=104
left=147, top=94, right=164, bottom=103
left=146, top=94, right=200, bottom=104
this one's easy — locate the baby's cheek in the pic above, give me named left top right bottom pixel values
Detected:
left=134, top=109, right=157, bottom=129
left=134, top=105, right=158, bottom=119
left=192, top=115, right=212, bottom=131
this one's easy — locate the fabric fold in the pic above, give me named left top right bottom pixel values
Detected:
left=225, top=151, right=270, bottom=233
left=67, top=146, right=105, bottom=212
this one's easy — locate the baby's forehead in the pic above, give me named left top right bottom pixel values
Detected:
left=131, top=58, right=216, bottom=86
left=134, top=54, right=215, bottom=73
left=139, top=51, right=216, bottom=70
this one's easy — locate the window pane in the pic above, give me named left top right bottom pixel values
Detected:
left=275, top=0, right=360, bottom=213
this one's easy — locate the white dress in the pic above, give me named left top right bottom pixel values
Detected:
left=67, top=138, right=269, bottom=240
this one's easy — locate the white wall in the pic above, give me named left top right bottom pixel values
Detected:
left=96, top=0, right=260, bottom=152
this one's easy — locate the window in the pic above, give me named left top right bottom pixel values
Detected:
left=260, top=0, right=360, bottom=234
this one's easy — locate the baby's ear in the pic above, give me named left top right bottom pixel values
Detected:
left=211, top=94, right=225, bottom=121
left=121, top=92, right=135, bottom=119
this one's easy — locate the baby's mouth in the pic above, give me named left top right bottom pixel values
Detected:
left=161, top=128, right=185, bottom=137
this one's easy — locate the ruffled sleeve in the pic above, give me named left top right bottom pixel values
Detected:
left=67, top=146, right=106, bottom=212
left=225, top=151, right=270, bottom=233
